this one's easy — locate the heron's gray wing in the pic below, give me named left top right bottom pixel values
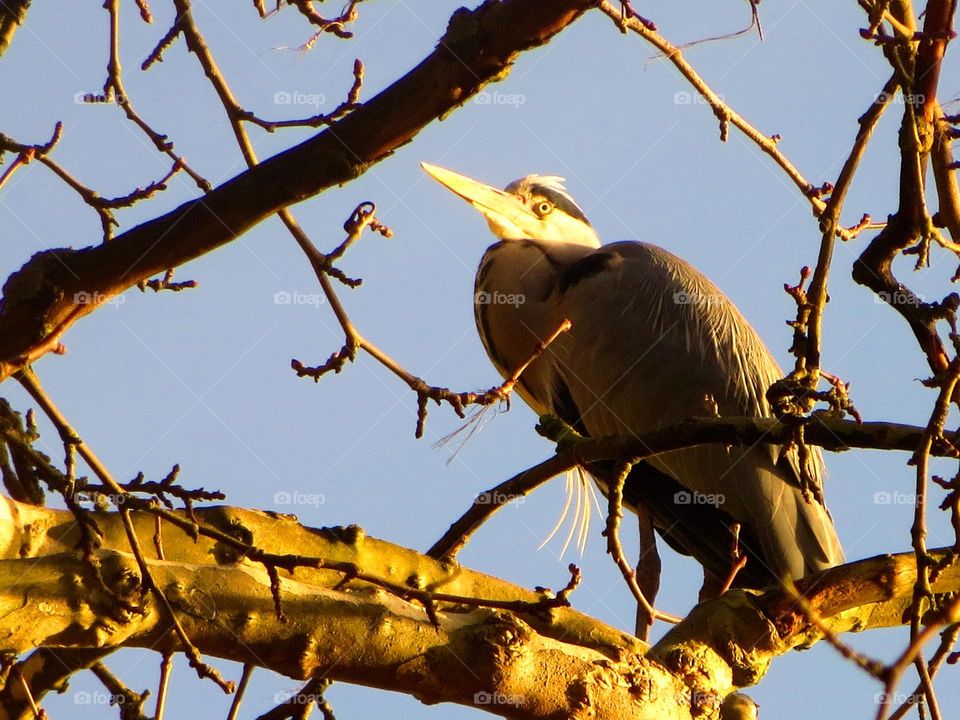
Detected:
left=551, top=366, right=773, bottom=582
left=587, top=459, right=789, bottom=587
left=545, top=241, right=843, bottom=580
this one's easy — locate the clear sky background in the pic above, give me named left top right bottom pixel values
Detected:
left=1, top=1, right=958, bottom=718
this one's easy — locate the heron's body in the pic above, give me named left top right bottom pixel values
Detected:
left=424, top=162, right=843, bottom=586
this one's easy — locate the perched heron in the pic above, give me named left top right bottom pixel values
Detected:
left=422, top=162, right=843, bottom=588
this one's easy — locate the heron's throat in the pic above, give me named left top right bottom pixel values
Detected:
left=480, top=212, right=600, bottom=249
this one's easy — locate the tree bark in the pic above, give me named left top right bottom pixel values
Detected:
left=0, top=498, right=957, bottom=719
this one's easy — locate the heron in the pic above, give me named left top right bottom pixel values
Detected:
left=422, top=161, right=843, bottom=590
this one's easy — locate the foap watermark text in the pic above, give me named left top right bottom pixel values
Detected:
left=475, top=291, right=525, bottom=307
left=273, top=90, right=326, bottom=108
left=274, top=490, right=326, bottom=508
left=674, top=490, right=725, bottom=507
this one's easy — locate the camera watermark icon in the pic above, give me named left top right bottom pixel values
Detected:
left=74, top=291, right=125, bottom=307
left=674, top=490, right=725, bottom=507
left=873, top=491, right=921, bottom=506
left=73, top=490, right=128, bottom=507
left=474, top=291, right=525, bottom=307
left=875, top=691, right=920, bottom=705
left=75, top=691, right=125, bottom=706
left=474, top=691, right=523, bottom=706
left=473, top=90, right=527, bottom=108
left=274, top=290, right=324, bottom=307
left=874, top=290, right=923, bottom=306
left=673, top=91, right=722, bottom=105
left=474, top=491, right=525, bottom=506
left=274, top=490, right=326, bottom=508
left=273, top=90, right=326, bottom=108
left=875, top=91, right=925, bottom=105
left=73, top=91, right=126, bottom=105
left=672, top=290, right=723, bottom=306
left=675, top=689, right=721, bottom=710
left=274, top=689, right=324, bottom=705
left=474, top=91, right=525, bottom=108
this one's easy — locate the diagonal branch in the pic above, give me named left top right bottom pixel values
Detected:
left=852, top=0, right=959, bottom=383
left=0, top=0, right=595, bottom=384
left=597, top=0, right=836, bottom=223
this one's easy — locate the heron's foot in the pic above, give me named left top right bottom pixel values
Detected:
left=536, top=414, right=586, bottom=451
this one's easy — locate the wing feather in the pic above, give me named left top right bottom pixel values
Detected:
left=474, top=238, right=843, bottom=581
left=546, top=241, right=842, bottom=578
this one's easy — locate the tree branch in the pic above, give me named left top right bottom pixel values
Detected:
left=1, top=502, right=958, bottom=720
left=0, top=0, right=594, bottom=383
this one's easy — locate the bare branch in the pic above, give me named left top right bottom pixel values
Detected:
left=0, top=0, right=594, bottom=383
left=597, top=1, right=837, bottom=225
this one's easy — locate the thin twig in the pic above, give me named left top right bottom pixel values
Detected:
left=0, top=148, right=33, bottom=193
left=427, top=455, right=577, bottom=559
left=90, top=661, right=151, bottom=718
left=907, top=355, right=960, bottom=665
left=289, top=0, right=363, bottom=42
left=14, top=667, right=43, bottom=720
left=35, top=156, right=184, bottom=241
left=718, top=524, right=748, bottom=594
left=876, top=595, right=960, bottom=720
left=15, top=368, right=234, bottom=693
left=598, top=1, right=838, bottom=225
left=796, top=75, right=898, bottom=381
left=226, top=664, right=254, bottom=720
left=243, top=59, right=364, bottom=131
left=889, top=623, right=960, bottom=720
left=100, top=0, right=209, bottom=191
left=604, top=461, right=682, bottom=624
left=154, top=652, right=173, bottom=720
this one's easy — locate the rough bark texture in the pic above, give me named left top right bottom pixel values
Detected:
left=0, top=498, right=957, bottom=719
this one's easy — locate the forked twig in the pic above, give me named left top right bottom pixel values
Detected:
left=605, top=462, right=682, bottom=625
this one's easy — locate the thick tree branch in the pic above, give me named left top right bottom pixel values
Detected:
left=650, top=549, right=960, bottom=712
left=1, top=502, right=958, bottom=720
left=0, top=499, right=642, bottom=659
left=0, top=548, right=693, bottom=720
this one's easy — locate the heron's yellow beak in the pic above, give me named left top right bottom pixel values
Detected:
left=421, top=162, right=540, bottom=240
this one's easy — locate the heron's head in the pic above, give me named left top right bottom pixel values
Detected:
left=421, top=162, right=600, bottom=248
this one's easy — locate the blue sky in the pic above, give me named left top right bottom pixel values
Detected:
left=1, top=1, right=958, bottom=718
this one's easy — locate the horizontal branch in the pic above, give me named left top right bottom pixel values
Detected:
left=1, top=498, right=958, bottom=719
left=430, top=414, right=955, bottom=563
left=0, top=499, right=640, bottom=659
left=544, top=414, right=960, bottom=467
left=650, top=548, right=960, bottom=698
left=0, top=549, right=695, bottom=720
left=0, top=499, right=696, bottom=720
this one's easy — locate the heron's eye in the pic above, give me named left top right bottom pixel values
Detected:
left=533, top=200, right=554, bottom=218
